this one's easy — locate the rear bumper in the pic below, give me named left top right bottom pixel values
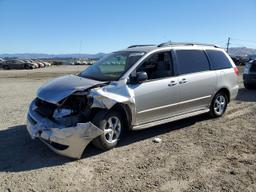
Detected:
left=26, top=101, right=103, bottom=159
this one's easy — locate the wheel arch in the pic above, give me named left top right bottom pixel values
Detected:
left=110, top=103, right=133, bottom=131
left=215, top=88, right=230, bottom=103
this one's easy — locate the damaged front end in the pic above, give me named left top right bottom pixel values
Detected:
left=26, top=75, right=135, bottom=158
left=27, top=95, right=104, bottom=159
left=26, top=75, right=107, bottom=159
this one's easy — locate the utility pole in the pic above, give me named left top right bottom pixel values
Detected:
left=226, top=37, right=231, bottom=53
left=79, top=40, right=82, bottom=62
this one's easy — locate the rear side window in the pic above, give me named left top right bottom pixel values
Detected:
left=206, top=50, right=232, bottom=70
left=176, top=50, right=210, bottom=75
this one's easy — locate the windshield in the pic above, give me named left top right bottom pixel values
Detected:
left=79, top=51, right=145, bottom=81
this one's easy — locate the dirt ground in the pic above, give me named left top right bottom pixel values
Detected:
left=0, top=66, right=255, bottom=192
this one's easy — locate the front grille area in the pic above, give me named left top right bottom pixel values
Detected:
left=35, top=98, right=57, bottom=118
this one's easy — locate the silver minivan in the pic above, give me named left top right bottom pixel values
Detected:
left=27, top=42, right=239, bottom=158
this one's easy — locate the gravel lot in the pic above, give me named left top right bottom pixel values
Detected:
left=0, top=66, right=255, bottom=192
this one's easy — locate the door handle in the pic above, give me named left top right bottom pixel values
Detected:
left=168, top=80, right=177, bottom=87
left=179, top=78, right=188, bottom=84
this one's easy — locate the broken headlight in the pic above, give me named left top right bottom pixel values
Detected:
left=53, top=108, right=73, bottom=119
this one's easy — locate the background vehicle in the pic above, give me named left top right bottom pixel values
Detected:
left=41, top=60, right=51, bottom=67
left=33, top=60, right=45, bottom=68
left=23, top=59, right=39, bottom=69
left=0, top=58, right=5, bottom=68
left=2, top=59, right=35, bottom=70
left=243, top=59, right=256, bottom=89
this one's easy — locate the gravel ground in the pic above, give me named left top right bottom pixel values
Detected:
left=0, top=66, right=255, bottom=192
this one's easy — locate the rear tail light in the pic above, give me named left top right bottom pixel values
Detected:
left=234, top=66, right=239, bottom=76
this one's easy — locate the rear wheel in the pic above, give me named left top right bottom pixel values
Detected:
left=209, top=92, right=228, bottom=118
left=92, top=110, right=124, bottom=150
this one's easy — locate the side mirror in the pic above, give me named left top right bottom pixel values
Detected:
left=136, top=71, right=148, bottom=83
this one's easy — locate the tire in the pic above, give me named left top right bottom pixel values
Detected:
left=209, top=91, right=228, bottom=118
left=92, top=110, right=125, bottom=150
left=244, top=83, right=254, bottom=90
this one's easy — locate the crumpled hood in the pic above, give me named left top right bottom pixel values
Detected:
left=37, top=75, right=103, bottom=104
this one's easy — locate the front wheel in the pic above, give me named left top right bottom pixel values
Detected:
left=92, top=110, right=124, bottom=150
left=209, top=92, right=228, bottom=118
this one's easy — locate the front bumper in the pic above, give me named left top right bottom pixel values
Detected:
left=26, top=101, right=103, bottom=159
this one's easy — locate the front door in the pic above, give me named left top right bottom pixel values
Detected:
left=128, top=51, right=180, bottom=125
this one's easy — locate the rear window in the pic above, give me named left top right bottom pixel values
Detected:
left=206, top=50, right=232, bottom=70
left=176, top=50, right=210, bottom=75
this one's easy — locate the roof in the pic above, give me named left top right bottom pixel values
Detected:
left=121, top=42, right=221, bottom=53
left=121, top=45, right=157, bottom=53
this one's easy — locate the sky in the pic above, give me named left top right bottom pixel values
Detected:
left=0, top=0, right=255, bottom=54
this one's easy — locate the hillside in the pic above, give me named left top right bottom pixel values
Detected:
left=228, top=47, right=256, bottom=57
left=1, top=47, right=256, bottom=59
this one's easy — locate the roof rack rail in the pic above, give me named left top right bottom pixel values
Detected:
left=157, top=41, right=219, bottom=48
left=127, top=44, right=155, bottom=48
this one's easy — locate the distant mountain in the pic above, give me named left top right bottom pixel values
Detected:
left=228, top=47, right=256, bottom=57
left=0, top=53, right=106, bottom=59
left=1, top=47, right=256, bottom=59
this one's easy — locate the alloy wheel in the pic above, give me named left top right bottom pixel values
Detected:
left=214, top=95, right=226, bottom=115
left=104, top=116, right=121, bottom=144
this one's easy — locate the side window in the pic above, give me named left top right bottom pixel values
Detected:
left=206, top=50, right=232, bottom=70
left=176, top=50, right=210, bottom=75
left=137, top=51, right=173, bottom=80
